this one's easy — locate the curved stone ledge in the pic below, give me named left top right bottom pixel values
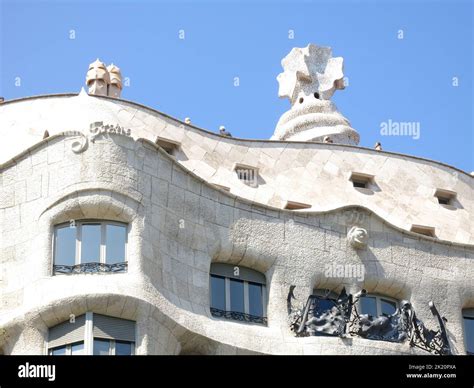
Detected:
left=1, top=95, right=472, bottom=245
left=1, top=131, right=472, bottom=355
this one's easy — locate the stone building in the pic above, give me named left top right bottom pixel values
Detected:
left=0, top=46, right=473, bottom=355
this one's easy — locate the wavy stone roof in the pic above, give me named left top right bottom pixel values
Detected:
left=1, top=92, right=472, bottom=245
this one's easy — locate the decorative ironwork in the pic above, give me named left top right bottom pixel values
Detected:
left=54, top=262, right=127, bottom=274
left=407, top=302, right=452, bottom=355
left=348, top=298, right=411, bottom=343
left=210, top=308, right=267, bottom=325
left=287, top=286, right=452, bottom=355
left=288, top=286, right=352, bottom=337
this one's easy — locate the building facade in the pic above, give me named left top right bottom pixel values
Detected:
left=0, top=46, right=473, bottom=355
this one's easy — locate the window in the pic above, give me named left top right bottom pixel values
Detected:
left=49, top=342, right=84, bottom=356
left=410, top=224, right=436, bottom=238
left=284, top=200, right=312, bottom=210
left=434, top=188, right=457, bottom=207
left=233, top=163, right=259, bottom=188
left=155, top=136, right=180, bottom=156
left=48, top=313, right=135, bottom=355
left=311, top=289, right=338, bottom=317
left=53, top=220, right=127, bottom=274
left=93, top=339, right=134, bottom=356
left=349, top=172, right=374, bottom=190
left=209, top=263, right=267, bottom=325
left=463, top=309, right=474, bottom=355
left=359, top=294, right=398, bottom=317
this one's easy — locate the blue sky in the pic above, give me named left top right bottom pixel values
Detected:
left=1, top=0, right=473, bottom=172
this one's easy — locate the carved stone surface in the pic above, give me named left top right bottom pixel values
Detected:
left=86, top=59, right=110, bottom=96
left=107, top=64, right=123, bottom=98
left=277, top=44, right=344, bottom=104
left=347, top=226, right=368, bottom=249
left=272, top=44, right=359, bottom=144
left=66, top=122, right=132, bottom=154
left=70, top=132, right=88, bottom=154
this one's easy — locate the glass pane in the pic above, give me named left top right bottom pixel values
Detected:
left=81, top=224, right=101, bottom=263
left=464, top=317, right=474, bottom=354
left=248, top=282, right=263, bottom=317
left=210, top=275, right=226, bottom=311
left=229, top=278, right=244, bottom=313
left=314, top=298, right=336, bottom=316
left=51, top=346, right=67, bottom=355
left=360, top=296, right=378, bottom=316
left=93, top=339, right=110, bottom=355
left=54, top=226, right=76, bottom=266
left=381, top=299, right=397, bottom=316
left=115, top=341, right=133, bottom=356
left=71, top=342, right=84, bottom=355
left=106, top=224, right=126, bottom=264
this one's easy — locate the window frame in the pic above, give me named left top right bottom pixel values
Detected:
left=233, top=163, right=259, bottom=188
left=47, top=313, right=135, bottom=355
left=358, top=294, right=399, bottom=317
left=53, top=219, right=128, bottom=272
left=462, top=308, right=474, bottom=355
left=209, top=264, right=267, bottom=324
left=93, top=338, right=135, bottom=356
left=349, top=172, right=375, bottom=191
left=48, top=341, right=84, bottom=356
left=210, top=274, right=267, bottom=319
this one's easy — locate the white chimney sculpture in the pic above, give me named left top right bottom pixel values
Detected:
left=272, top=44, right=359, bottom=145
left=107, top=64, right=123, bottom=98
left=86, top=59, right=123, bottom=98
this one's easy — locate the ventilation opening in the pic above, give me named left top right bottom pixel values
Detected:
left=284, top=200, right=312, bottom=210
left=314, top=92, right=320, bottom=99
left=349, top=172, right=374, bottom=190
left=233, top=163, right=259, bottom=188
left=299, top=97, right=304, bottom=104
left=434, top=189, right=456, bottom=206
left=353, top=180, right=367, bottom=189
left=155, top=137, right=180, bottom=156
left=410, top=225, right=436, bottom=238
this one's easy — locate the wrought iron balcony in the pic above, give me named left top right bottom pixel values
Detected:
left=53, top=262, right=128, bottom=274
left=210, top=308, right=267, bottom=325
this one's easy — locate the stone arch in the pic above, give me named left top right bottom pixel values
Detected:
left=2, top=294, right=184, bottom=355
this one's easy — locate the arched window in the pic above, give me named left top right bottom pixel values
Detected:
left=209, top=263, right=267, bottom=325
left=53, top=220, right=127, bottom=274
left=48, top=313, right=135, bottom=355
left=359, top=294, right=398, bottom=317
left=462, top=309, right=474, bottom=355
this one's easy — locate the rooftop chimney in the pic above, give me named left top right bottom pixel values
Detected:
left=271, top=44, right=359, bottom=145
left=86, top=59, right=122, bottom=98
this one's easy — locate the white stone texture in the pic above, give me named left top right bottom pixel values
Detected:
left=0, top=133, right=472, bottom=355
left=1, top=95, right=471, bottom=243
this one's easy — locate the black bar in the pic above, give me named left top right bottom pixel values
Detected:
left=0, top=355, right=472, bottom=386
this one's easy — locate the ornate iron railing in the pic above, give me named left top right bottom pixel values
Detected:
left=54, top=262, right=128, bottom=274
left=210, top=308, right=267, bottom=325
left=287, top=286, right=452, bottom=355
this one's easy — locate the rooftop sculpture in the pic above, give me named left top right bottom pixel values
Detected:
left=277, top=44, right=345, bottom=104
left=86, top=59, right=123, bottom=98
left=272, top=44, right=359, bottom=145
